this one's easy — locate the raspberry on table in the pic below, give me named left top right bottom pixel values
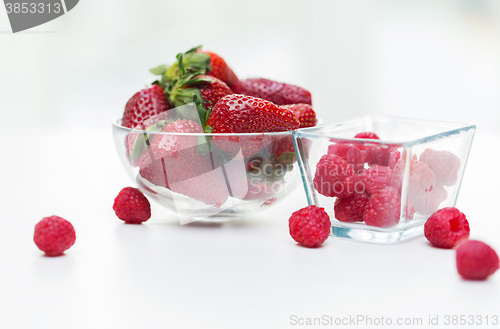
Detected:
left=334, top=192, right=370, bottom=223
left=456, top=240, right=499, bottom=280
left=363, top=187, right=401, bottom=227
left=424, top=207, right=469, bottom=248
left=113, top=187, right=151, bottom=224
left=34, top=216, right=76, bottom=256
left=313, top=154, right=357, bottom=198
left=419, top=148, right=461, bottom=186
left=289, top=205, right=331, bottom=248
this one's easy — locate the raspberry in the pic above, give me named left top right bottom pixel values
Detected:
left=369, top=146, right=395, bottom=167
left=328, top=142, right=350, bottom=158
left=345, top=145, right=365, bottom=173
left=289, top=205, right=331, bottom=247
left=361, top=165, right=392, bottom=195
left=388, top=150, right=401, bottom=169
left=334, top=192, right=370, bottom=222
left=34, top=216, right=76, bottom=256
left=405, top=200, right=416, bottom=220
left=420, top=148, right=461, bottom=186
left=456, top=240, right=499, bottom=280
left=363, top=187, right=401, bottom=227
left=424, top=207, right=469, bottom=248
left=313, top=154, right=357, bottom=198
left=390, top=158, right=404, bottom=190
left=113, top=187, right=151, bottom=224
left=413, top=184, right=448, bottom=215
left=354, top=132, right=380, bottom=140
left=408, top=160, right=435, bottom=204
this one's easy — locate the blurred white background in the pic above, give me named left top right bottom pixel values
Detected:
left=0, top=0, right=499, bottom=132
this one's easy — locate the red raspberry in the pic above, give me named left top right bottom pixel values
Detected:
left=113, top=187, right=151, bottom=224
left=363, top=187, right=401, bottom=227
left=390, top=158, right=404, bottom=190
left=334, top=192, right=370, bottom=222
left=413, top=184, right=448, bottom=215
left=388, top=150, right=401, bottom=169
left=424, top=207, right=469, bottom=248
left=354, top=132, right=380, bottom=139
left=420, top=148, right=461, bottom=186
left=369, top=146, right=394, bottom=167
left=328, top=142, right=350, bottom=158
left=289, top=205, right=331, bottom=247
left=313, top=154, right=357, bottom=198
left=456, top=240, right=499, bottom=280
left=408, top=160, right=435, bottom=205
left=34, top=216, right=76, bottom=256
left=361, top=165, right=392, bottom=195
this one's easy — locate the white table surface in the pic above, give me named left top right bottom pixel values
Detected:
left=0, top=127, right=499, bottom=329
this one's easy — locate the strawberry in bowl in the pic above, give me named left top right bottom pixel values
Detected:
left=113, top=45, right=317, bottom=223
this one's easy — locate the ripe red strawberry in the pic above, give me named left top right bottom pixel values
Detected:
left=199, top=50, right=239, bottom=88
left=281, top=104, right=317, bottom=128
left=139, top=119, right=230, bottom=206
left=232, top=78, right=312, bottom=106
left=206, top=94, right=300, bottom=158
left=170, top=75, right=232, bottom=110
left=121, top=85, right=170, bottom=129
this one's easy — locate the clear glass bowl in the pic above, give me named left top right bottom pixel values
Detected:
left=112, top=104, right=301, bottom=224
left=293, top=116, right=475, bottom=243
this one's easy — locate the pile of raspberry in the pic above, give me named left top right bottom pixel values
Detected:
left=313, top=132, right=461, bottom=227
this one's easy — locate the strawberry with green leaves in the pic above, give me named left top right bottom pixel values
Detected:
left=199, top=50, right=239, bottom=88
left=152, top=46, right=239, bottom=89
left=232, top=78, right=312, bottom=106
left=121, top=85, right=169, bottom=129
left=169, top=74, right=233, bottom=111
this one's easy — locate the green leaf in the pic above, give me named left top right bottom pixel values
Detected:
left=177, top=53, right=185, bottom=76
left=150, top=64, right=169, bottom=76
left=193, top=94, right=209, bottom=127
left=185, top=45, right=203, bottom=54
left=178, top=77, right=213, bottom=88
left=204, top=125, right=213, bottom=133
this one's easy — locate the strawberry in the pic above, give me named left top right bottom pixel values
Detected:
left=199, top=50, right=239, bottom=88
left=206, top=94, right=300, bottom=158
left=281, top=104, right=317, bottom=128
left=232, top=78, right=312, bottom=106
left=121, top=85, right=169, bottom=129
left=170, top=75, right=233, bottom=111
left=155, top=46, right=238, bottom=88
left=138, top=119, right=229, bottom=206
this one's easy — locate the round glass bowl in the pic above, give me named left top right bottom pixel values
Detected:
left=112, top=116, right=302, bottom=224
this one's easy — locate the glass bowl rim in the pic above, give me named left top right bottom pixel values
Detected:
left=293, top=115, right=475, bottom=146
left=112, top=117, right=323, bottom=137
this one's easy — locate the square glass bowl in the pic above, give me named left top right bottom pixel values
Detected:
left=293, top=116, right=475, bottom=243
